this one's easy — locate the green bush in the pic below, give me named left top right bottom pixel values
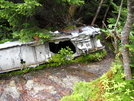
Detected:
left=12, top=27, right=54, bottom=42
left=49, top=46, right=74, bottom=65
left=61, top=58, right=134, bottom=101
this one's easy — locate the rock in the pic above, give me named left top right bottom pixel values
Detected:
left=0, top=81, right=20, bottom=101
left=8, top=80, right=16, bottom=87
left=25, top=80, right=57, bottom=96
left=10, top=76, right=27, bottom=86
left=48, top=75, right=84, bottom=89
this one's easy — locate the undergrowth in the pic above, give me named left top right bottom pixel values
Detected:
left=0, top=49, right=106, bottom=78
left=61, top=56, right=134, bottom=101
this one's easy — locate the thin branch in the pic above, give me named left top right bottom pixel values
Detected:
left=113, top=0, right=124, bottom=53
left=114, top=0, right=124, bottom=31
left=102, top=4, right=110, bottom=28
left=91, top=0, right=104, bottom=25
left=102, top=21, right=113, bottom=39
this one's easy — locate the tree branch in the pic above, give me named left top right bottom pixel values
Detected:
left=91, top=0, right=104, bottom=25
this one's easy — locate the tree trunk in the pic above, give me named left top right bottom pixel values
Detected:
left=91, top=0, right=104, bottom=25
left=121, top=0, right=134, bottom=79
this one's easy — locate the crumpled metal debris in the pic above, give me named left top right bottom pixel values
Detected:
left=50, top=26, right=103, bottom=54
left=0, top=26, right=104, bottom=73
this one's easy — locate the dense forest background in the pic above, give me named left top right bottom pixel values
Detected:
left=0, top=0, right=127, bottom=42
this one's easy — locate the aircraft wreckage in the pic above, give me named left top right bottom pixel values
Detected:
left=0, top=26, right=105, bottom=73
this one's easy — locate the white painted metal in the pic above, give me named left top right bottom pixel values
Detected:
left=0, top=47, right=21, bottom=70
left=0, top=26, right=104, bottom=73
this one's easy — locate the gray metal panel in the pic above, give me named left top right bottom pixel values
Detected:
left=35, top=44, right=47, bottom=63
left=20, top=45, right=36, bottom=66
left=0, top=47, right=21, bottom=70
left=44, top=42, right=53, bottom=60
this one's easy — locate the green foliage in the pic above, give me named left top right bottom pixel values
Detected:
left=73, top=50, right=106, bottom=64
left=49, top=46, right=74, bottom=65
left=49, top=47, right=106, bottom=65
left=100, top=1, right=128, bottom=53
left=0, top=20, right=13, bottom=43
left=101, top=0, right=128, bottom=36
left=101, top=21, right=122, bottom=44
left=15, top=0, right=41, bottom=16
left=48, top=48, right=106, bottom=67
left=62, top=0, right=84, bottom=5
left=99, top=61, right=134, bottom=101
left=110, top=1, right=127, bottom=24
left=61, top=58, right=134, bottom=101
left=12, top=27, right=54, bottom=42
left=58, top=46, right=74, bottom=60
left=52, top=0, right=84, bottom=4
left=64, top=81, right=93, bottom=101
left=0, top=0, right=85, bottom=42
left=0, top=0, right=41, bottom=26
left=0, top=0, right=43, bottom=42
left=12, top=28, right=36, bottom=42
left=65, top=25, right=77, bottom=29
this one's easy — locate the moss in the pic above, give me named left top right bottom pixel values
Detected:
left=73, top=50, right=106, bottom=64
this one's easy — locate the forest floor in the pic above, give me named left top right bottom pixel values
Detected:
left=0, top=50, right=115, bottom=101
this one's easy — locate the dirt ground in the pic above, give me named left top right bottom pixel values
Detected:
left=0, top=51, right=115, bottom=101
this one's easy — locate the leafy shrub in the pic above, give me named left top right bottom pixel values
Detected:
left=0, top=0, right=42, bottom=42
left=12, top=27, right=54, bottom=42
left=61, top=58, right=134, bottom=101
left=49, top=46, right=74, bottom=66
left=49, top=47, right=106, bottom=65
